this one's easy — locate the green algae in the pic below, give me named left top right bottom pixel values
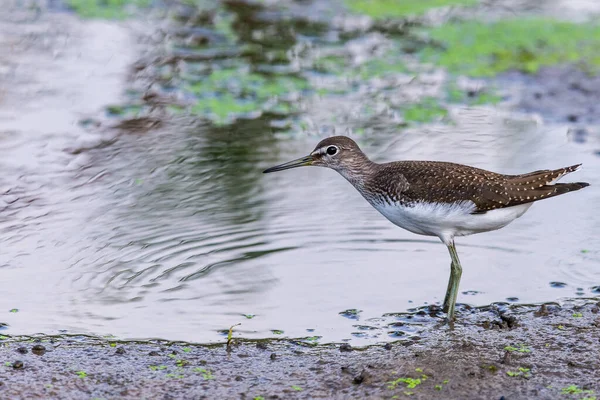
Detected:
left=344, top=0, right=477, bottom=19
left=314, top=55, right=350, bottom=74
left=105, top=104, right=144, bottom=118
left=187, top=68, right=308, bottom=125
left=447, top=84, right=501, bottom=105
left=356, top=58, right=408, bottom=79
left=66, top=0, right=150, bottom=19
left=423, top=19, right=600, bottom=76
left=387, top=377, right=422, bottom=390
left=403, top=98, right=447, bottom=123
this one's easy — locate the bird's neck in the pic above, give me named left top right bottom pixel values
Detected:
left=335, top=153, right=378, bottom=189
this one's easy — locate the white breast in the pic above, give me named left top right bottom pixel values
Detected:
left=371, top=200, right=533, bottom=244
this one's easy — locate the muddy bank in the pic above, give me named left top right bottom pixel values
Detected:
left=503, top=65, right=600, bottom=125
left=2, top=301, right=599, bottom=399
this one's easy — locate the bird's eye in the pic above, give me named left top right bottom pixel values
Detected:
left=326, top=146, right=338, bottom=156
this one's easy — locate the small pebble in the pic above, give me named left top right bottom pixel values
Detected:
left=534, top=304, right=549, bottom=317
left=115, top=347, right=126, bottom=355
left=269, top=353, right=277, bottom=360
left=16, top=347, right=28, bottom=354
left=256, top=342, right=268, bottom=350
left=353, top=369, right=371, bottom=385
left=384, top=343, right=392, bottom=350
left=13, top=360, right=24, bottom=369
left=501, top=351, right=512, bottom=365
left=148, top=351, right=160, bottom=356
left=339, top=343, right=353, bottom=352
left=31, top=344, right=46, bottom=356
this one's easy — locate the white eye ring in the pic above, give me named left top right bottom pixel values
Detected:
left=326, top=146, right=338, bottom=156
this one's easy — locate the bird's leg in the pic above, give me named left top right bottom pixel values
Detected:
left=442, top=241, right=462, bottom=322
left=442, top=262, right=455, bottom=312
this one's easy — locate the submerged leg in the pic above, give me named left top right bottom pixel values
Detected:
left=442, top=240, right=463, bottom=322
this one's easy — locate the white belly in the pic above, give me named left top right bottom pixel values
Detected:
left=371, top=200, right=532, bottom=244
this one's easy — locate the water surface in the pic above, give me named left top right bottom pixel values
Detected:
left=1, top=1, right=599, bottom=344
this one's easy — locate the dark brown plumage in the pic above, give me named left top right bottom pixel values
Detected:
left=369, top=161, right=589, bottom=214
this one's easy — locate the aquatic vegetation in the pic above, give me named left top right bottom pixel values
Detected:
left=271, top=329, right=284, bottom=335
left=504, top=344, right=531, bottom=353
left=242, top=314, right=256, bottom=319
left=507, top=367, right=531, bottom=378
left=193, top=367, right=214, bottom=380
left=387, top=377, right=422, bottom=390
left=356, top=58, right=408, bottom=79
left=314, top=55, right=350, bottom=74
left=187, top=68, right=307, bottom=125
left=291, top=385, right=303, bottom=391
left=447, top=84, right=501, bottom=106
left=303, top=336, right=321, bottom=343
left=176, top=359, right=190, bottom=367
left=423, top=19, right=600, bottom=76
left=403, top=98, right=447, bottom=123
left=76, top=371, right=87, bottom=378
left=105, top=104, right=144, bottom=118
left=339, top=309, right=362, bottom=319
left=9, top=308, right=18, bottom=313
left=182, top=347, right=192, bottom=353
left=572, top=313, right=583, bottom=318
left=344, top=0, right=477, bottom=19
left=227, top=323, right=241, bottom=347
left=66, top=0, right=150, bottom=19
left=561, top=385, right=595, bottom=396
left=149, top=365, right=168, bottom=371
left=485, top=365, right=498, bottom=373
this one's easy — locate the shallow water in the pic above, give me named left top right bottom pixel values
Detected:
left=1, top=2, right=599, bottom=344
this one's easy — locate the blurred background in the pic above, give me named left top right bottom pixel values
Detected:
left=0, top=0, right=599, bottom=344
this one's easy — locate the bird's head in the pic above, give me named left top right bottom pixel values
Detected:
left=263, top=136, right=366, bottom=174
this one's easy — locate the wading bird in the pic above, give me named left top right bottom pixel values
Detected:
left=263, top=136, right=589, bottom=321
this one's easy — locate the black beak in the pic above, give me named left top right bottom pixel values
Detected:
left=263, top=155, right=314, bottom=173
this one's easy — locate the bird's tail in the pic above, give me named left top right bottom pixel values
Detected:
left=552, top=181, right=589, bottom=194
left=505, top=164, right=589, bottom=205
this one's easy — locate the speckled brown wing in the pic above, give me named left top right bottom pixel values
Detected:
left=482, top=164, right=589, bottom=212
left=375, top=161, right=589, bottom=214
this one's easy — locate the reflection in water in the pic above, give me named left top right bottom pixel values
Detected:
left=1, top=0, right=599, bottom=344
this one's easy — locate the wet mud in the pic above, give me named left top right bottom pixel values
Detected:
left=503, top=66, right=600, bottom=124
left=2, top=301, right=600, bottom=399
